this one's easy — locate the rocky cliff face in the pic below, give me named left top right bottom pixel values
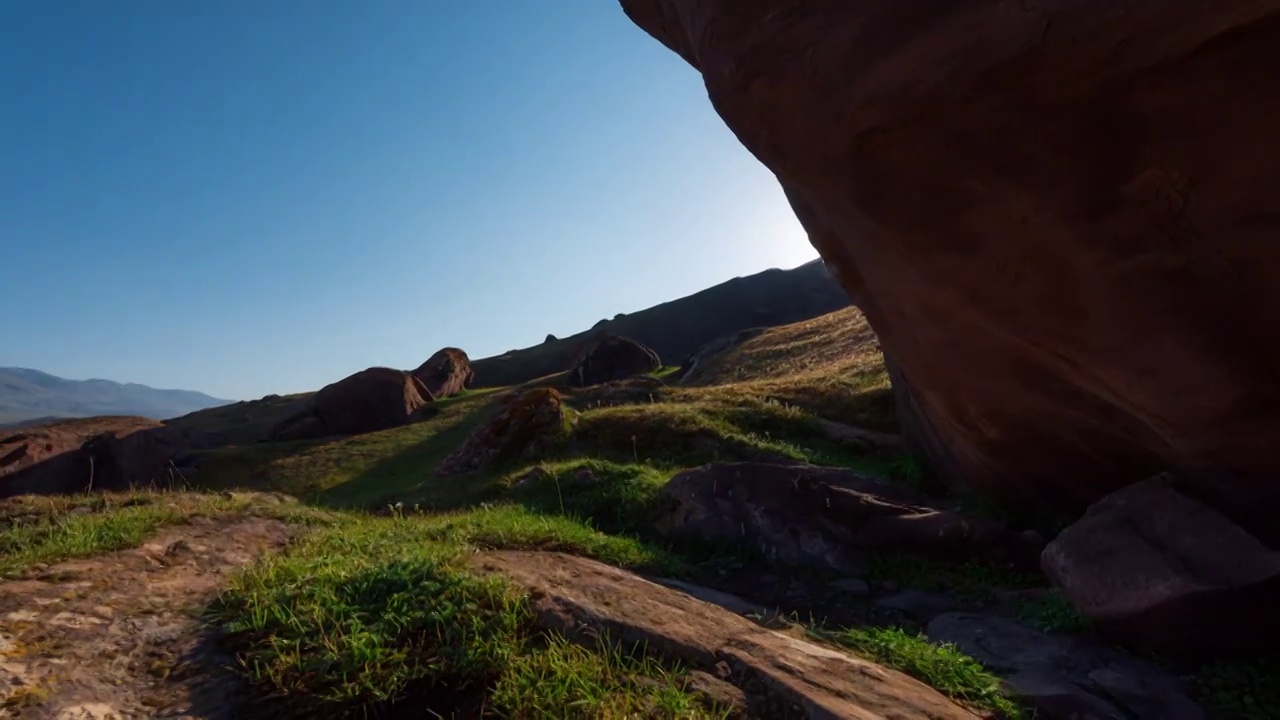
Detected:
left=619, top=0, right=1280, bottom=543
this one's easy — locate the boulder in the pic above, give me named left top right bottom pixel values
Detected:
left=436, top=388, right=574, bottom=476
left=619, top=2, right=1280, bottom=540
left=0, top=417, right=178, bottom=497
left=82, top=424, right=189, bottom=491
left=653, top=462, right=1042, bottom=574
left=568, top=335, right=660, bottom=388
left=544, top=333, right=557, bottom=343
left=311, top=367, right=431, bottom=436
left=1041, top=476, right=1280, bottom=659
left=927, top=613, right=1204, bottom=720
left=411, top=347, right=473, bottom=399
left=472, top=550, right=979, bottom=719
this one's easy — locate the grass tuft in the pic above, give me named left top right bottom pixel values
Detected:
left=208, top=509, right=709, bottom=716
left=821, top=625, right=1023, bottom=718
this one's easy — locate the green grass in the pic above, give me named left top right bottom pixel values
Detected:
left=819, top=625, right=1023, bottom=718
left=1189, top=657, right=1280, bottom=720
left=0, top=491, right=333, bottom=580
left=190, top=391, right=503, bottom=507
left=208, top=508, right=713, bottom=717
left=1014, top=591, right=1090, bottom=634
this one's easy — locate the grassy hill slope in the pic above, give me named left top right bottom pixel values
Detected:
left=469, top=258, right=849, bottom=388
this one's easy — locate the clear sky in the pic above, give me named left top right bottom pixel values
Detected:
left=0, top=1, right=817, bottom=401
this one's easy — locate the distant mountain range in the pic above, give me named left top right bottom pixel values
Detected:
left=0, top=368, right=233, bottom=428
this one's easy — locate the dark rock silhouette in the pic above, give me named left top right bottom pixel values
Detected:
left=271, top=367, right=432, bottom=440
left=411, top=347, right=474, bottom=400
left=568, top=335, right=660, bottom=388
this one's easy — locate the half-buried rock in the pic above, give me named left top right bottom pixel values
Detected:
left=271, top=367, right=433, bottom=440
left=569, top=335, right=660, bottom=387
left=655, top=462, right=1042, bottom=574
left=650, top=461, right=1039, bottom=573
left=1042, top=475, right=1280, bottom=659
left=411, top=347, right=474, bottom=399
left=436, top=388, right=574, bottom=476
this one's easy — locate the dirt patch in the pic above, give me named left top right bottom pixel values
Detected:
left=0, top=516, right=293, bottom=719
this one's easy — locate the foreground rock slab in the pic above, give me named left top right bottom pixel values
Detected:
left=0, top=514, right=294, bottom=719
left=618, top=0, right=1280, bottom=545
left=928, top=613, right=1205, bottom=720
left=655, top=462, right=1042, bottom=574
left=1042, top=476, right=1280, bottom=658
left=473, top=550, right=979, bottom=719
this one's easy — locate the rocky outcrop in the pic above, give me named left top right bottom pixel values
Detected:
left=654, top=462, right=1042, bottom=574
left=436, top=388, right=574, bottom=476
left=411, top=347, right=473, bottom=400
left=928, top=613, right=1204, bottom=720
left=1042, top=476, right=1280, bottom=658
left=568, top=335, right=660, bottom=388
left=619, top=2, right=1280, bottom=542
left=0, top=417, right=195, bottom=497
left=473, top=550, right=979, bottom=719
left=271, top=367, right=432, bottom=440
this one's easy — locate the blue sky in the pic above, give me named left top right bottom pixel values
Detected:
left=0, top=2, right=817, bottom=400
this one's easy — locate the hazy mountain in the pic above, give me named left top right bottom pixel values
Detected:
left=0, top=368, right=233, bottom=427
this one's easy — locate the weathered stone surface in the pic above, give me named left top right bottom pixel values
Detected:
left=1042, top=476, right=1280, bottom=658
left=619, top=1, right=1280, bottom=542
left=411, top=347, right=474, bottom=399
left=654, top=462, right=1042, bottom=573
left=270, top=367, right=431, bottom=440
left=436, top=388, right=574, bottom=476
left=927, top=613, right=1204, bottom=720
left=473, top=550, right=979, bottom=719
left=568, top=335, right=661, bottom=387
left=0, top=417, right=187, bottom=497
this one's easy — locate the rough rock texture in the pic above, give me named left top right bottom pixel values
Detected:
left=618, top=1, right=1280, bottom=541
left=928, top=613, right=1205, bottom=720
left=0, top=513, right=294, bottom=719
left=272, top=367, right=432, bottom=440
left=411, top=347, right=474, bottom=399
left=436, top=388, right=574, bottom=476
left=568, top=335, right=661, bottom=388
left=82, top=424, right=189, bottom=491
left=473, top=550, right=979, bottom=719
left=0, top=417, right=185, bottom=497
left=654, top=462, right=1042, bottom=574
left=1042, top=476, right=1280, bottom=658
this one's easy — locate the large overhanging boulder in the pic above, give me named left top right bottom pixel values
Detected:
left=619, top=1, right=1280, bottom=543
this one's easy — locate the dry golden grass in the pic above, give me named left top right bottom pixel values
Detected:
left=677, top=308, right=894, bottom=431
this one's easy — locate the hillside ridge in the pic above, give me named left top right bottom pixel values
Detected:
left=0, top=367, right=232, bottom=426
